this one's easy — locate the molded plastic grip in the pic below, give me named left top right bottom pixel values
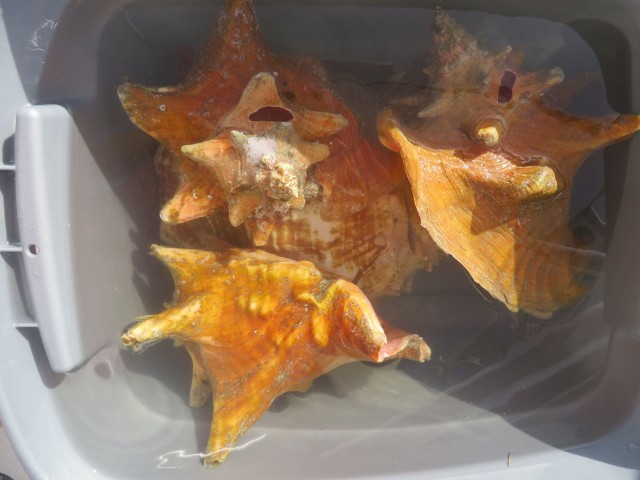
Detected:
left=14, top=105, right=143, bottom=372
left=15, top=105, right=83, bottom=372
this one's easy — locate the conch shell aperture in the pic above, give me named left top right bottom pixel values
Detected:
left=122, top=246, right=430, bottom=466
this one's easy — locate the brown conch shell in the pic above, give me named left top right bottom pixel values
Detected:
left=378, top=10, right=640, bottom=317
left=118, top=0, right=398, bottom=230
left=121, top=246, right=430, bottom=466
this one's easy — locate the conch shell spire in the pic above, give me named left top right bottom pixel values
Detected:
left=379, top=10, right=640, bottom=317
left=121, top=246, right=430, bottom=465
left=181, top=72, right=348, bottom=246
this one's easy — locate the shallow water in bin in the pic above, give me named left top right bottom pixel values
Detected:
left=38, top=4, right=616, bottom=476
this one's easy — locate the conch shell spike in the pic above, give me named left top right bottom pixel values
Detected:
left=219, top=72, right=288, bottom=131
left=228, top=191, right=263, bottom=227
left=159, top=183, right=216, bottom=224
left=293, top=110, right=349, bottom=141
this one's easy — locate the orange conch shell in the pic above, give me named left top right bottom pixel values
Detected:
left=118, top=0, right=397, bottom=229
left=121, top=246, right=430, bottom=465
left=378, top=10, right=640, bottom=317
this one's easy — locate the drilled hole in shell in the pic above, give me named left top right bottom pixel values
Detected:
left=249, top=106, right=293, bottom=122
left=498, top=70, right=517, bottom=103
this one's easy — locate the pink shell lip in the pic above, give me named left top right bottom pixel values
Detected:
left=377, top=332, right=432, bottom=363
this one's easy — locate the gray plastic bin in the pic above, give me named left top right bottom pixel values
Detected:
left=1, top=0, right=639, bottom=478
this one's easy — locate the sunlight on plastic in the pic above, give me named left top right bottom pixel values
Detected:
left=156, top=434, right=268, bottom=468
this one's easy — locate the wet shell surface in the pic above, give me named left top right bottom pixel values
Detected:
left=121, top=246, right=430, bottom=466
left=378, top=9, right=640, bottom=317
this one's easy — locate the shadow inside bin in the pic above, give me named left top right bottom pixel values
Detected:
left=128, top=227, right=175, bottom=314
left=17, top=328, right=65, bottom=389
left=118, top=339, right=212, bottom=455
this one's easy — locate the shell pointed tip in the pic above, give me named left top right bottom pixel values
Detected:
left=116, top=83, right=128, bottom=97
left=149, top=244, right=167, bottom=257
left=420, top=342, right=432, bottom=362
left=550, top=67, right=564, bottom=84
left=204, top=454, right=225, bottom=468
left=181, top=144, right=196, bottom=156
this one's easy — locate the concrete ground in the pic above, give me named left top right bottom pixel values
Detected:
left=0, top=423, right=28, bottom=480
